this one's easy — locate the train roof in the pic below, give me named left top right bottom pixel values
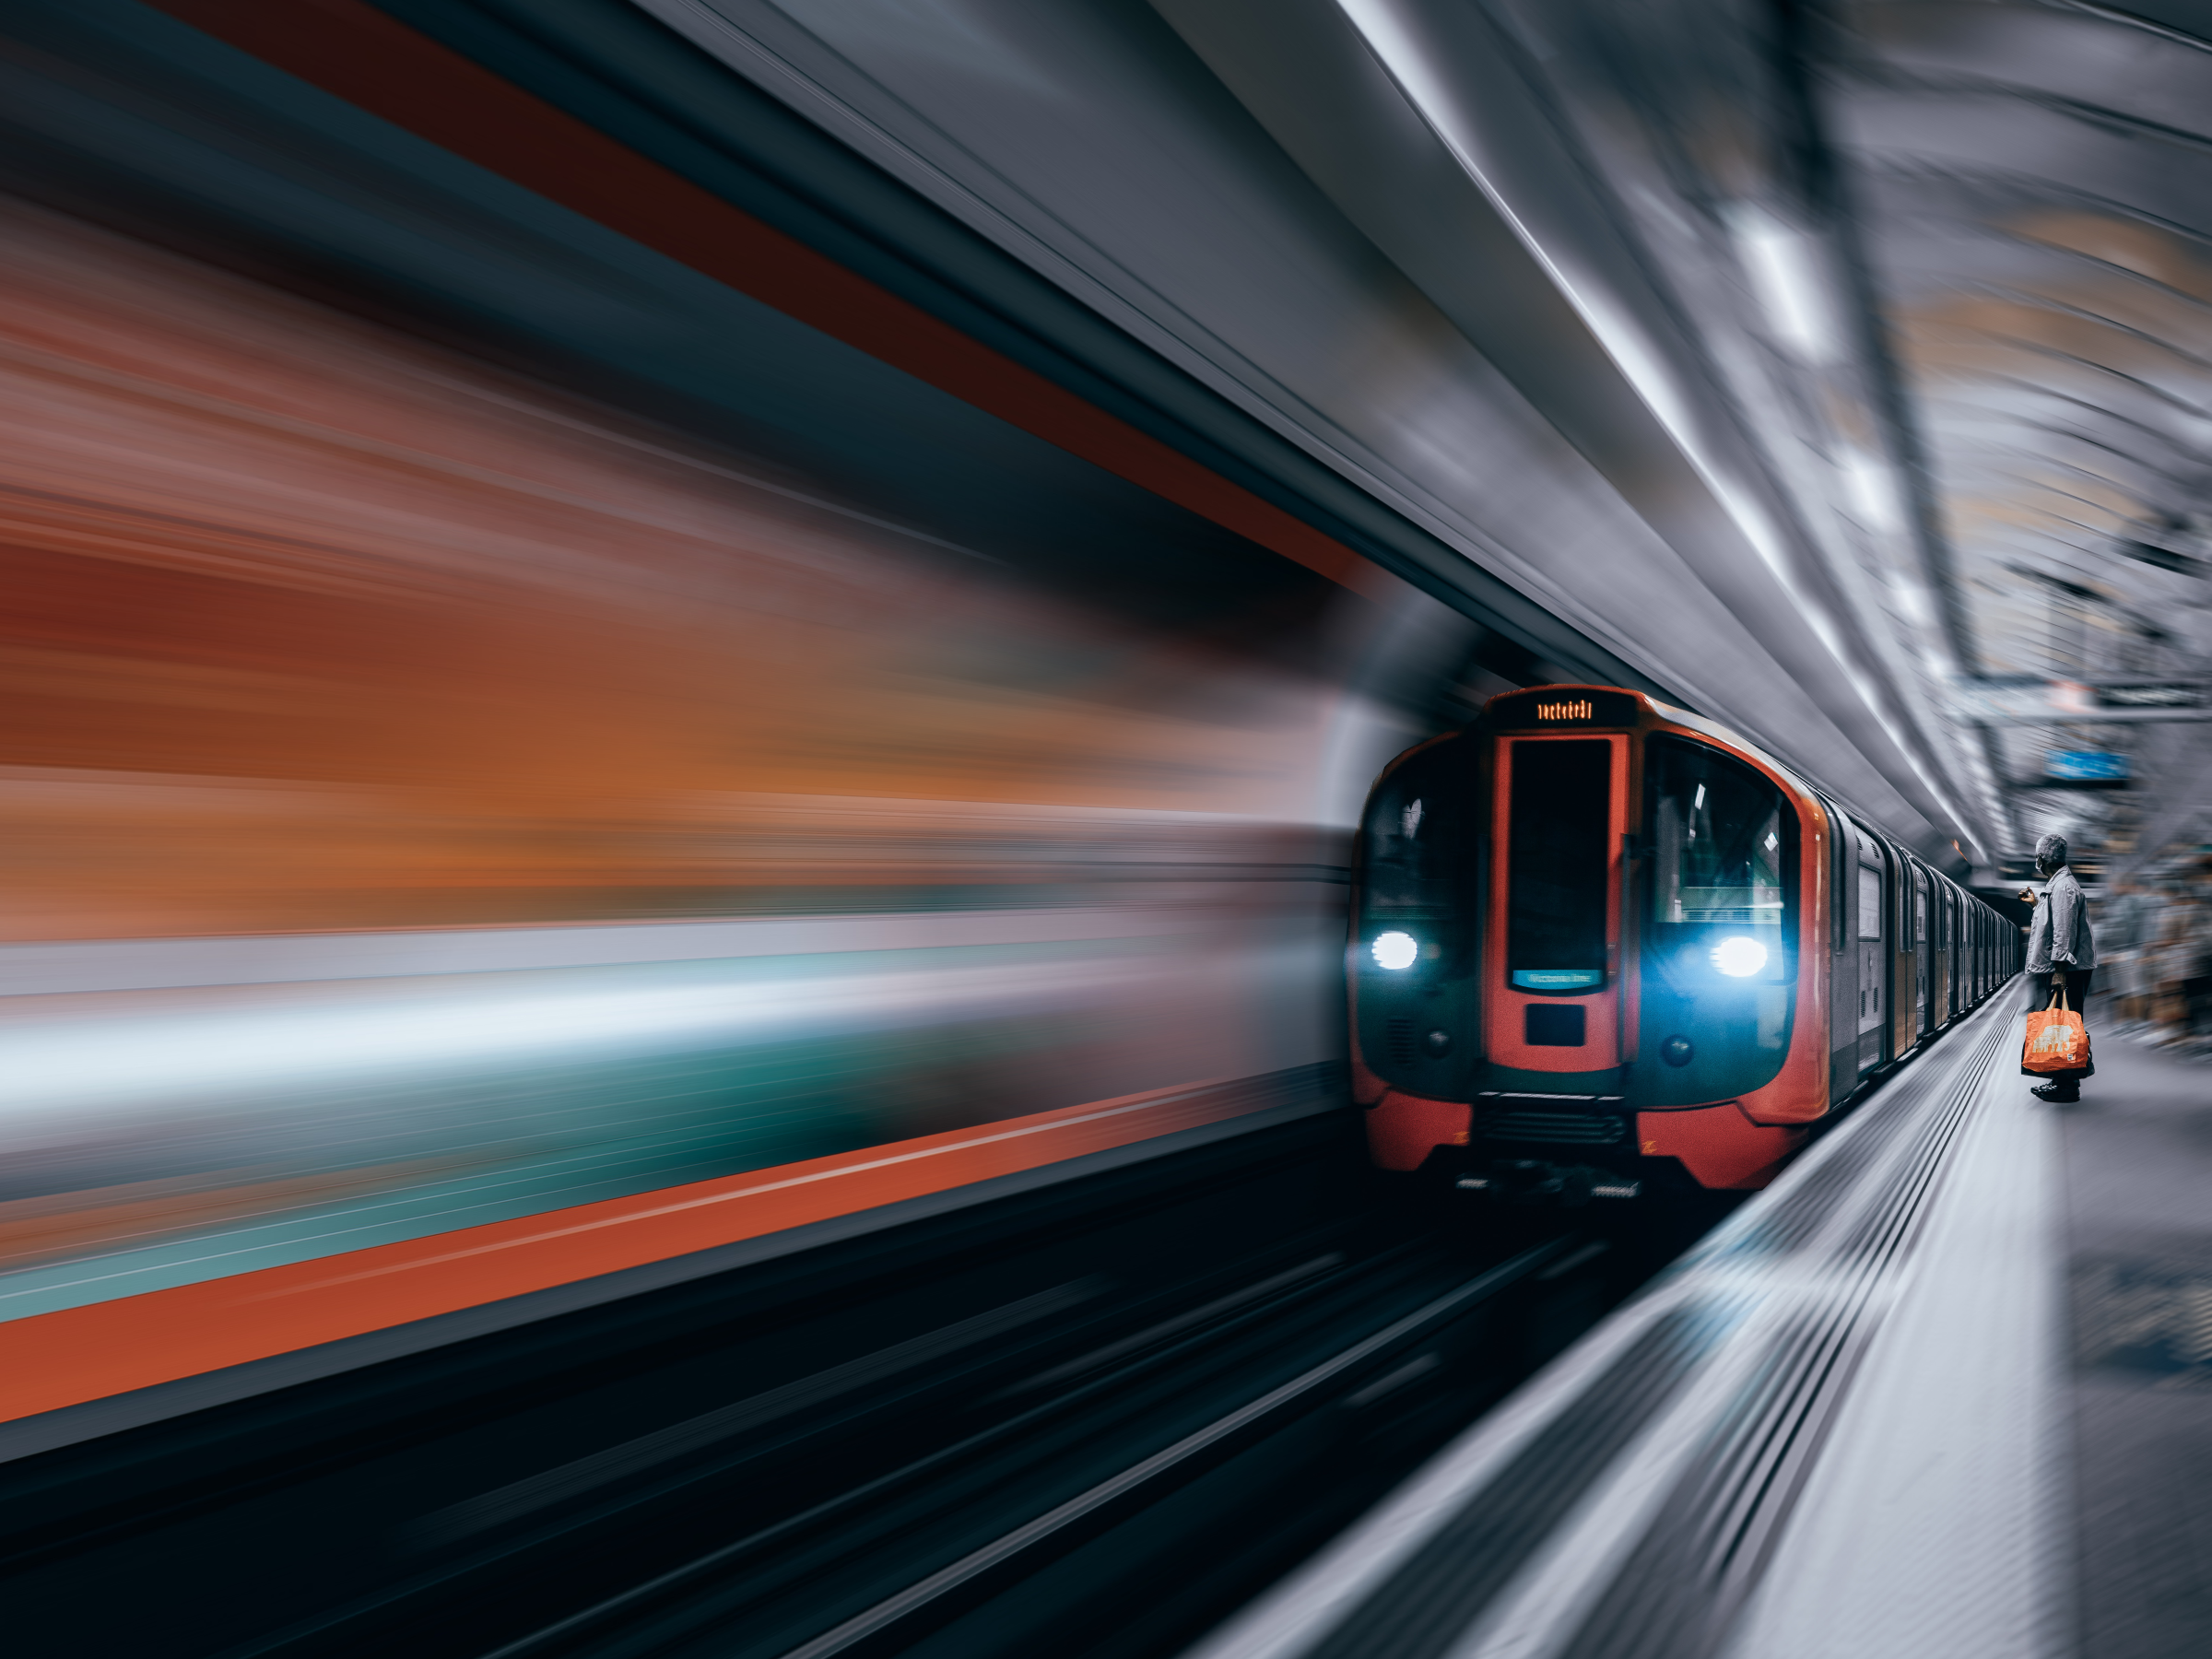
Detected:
left=1477, top=684, right=1982, bottom=894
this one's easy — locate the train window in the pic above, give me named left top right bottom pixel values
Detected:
left=1359, top=737, right=1473, bottom=966
left=1506, top=739, right=1611, bottom=991
left=1857, top=866, right=1883, bottom=938
left=1647, top=736, right=1795, bottom=981
left=1639, top=737, right=1799, bottom=1101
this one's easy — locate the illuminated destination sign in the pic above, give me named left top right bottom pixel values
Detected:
left=1488, top=688, right=1641, bottom=730
left=1512, top=968, right=1605, bottom=990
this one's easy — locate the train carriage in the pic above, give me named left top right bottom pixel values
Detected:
left=1350, top=687, right=2019, bottom=1200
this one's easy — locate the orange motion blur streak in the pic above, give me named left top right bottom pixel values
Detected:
left=0, top=1079, right=1254, bottom=1424
left=144, top=0, right=1400, bottom=606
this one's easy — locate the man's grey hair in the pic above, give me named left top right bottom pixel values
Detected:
left=2036, top=833, right=2069, bottom=868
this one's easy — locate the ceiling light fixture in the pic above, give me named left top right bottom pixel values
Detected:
left=1842, top=452, right=1904, bottom=534
left=1732, top=208, right=1841, bottom=364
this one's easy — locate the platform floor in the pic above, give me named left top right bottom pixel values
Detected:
left=2064, top=1001, right=2212, bottom=1659
left=1185, top=982, right=2212, bottom=1659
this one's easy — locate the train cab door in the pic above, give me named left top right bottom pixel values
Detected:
left=1950, top=888, right=1965, bottom=1015
left=1912, top=865, right=1932, bottom=1038
left=1483, top=732, right=1630, bottom=1072
left=1935, top=884, right=1953, bottom=1023
left=1955, top=890, right=1967, bottom=1015
left=1888, top=844, right=1916, bottom=1053
left=1972, top=902, right=1991, bottom=1008
left=1816, top=794, right=1855, bottom=1100
left=1853, top=836, right=1886, bottom=1072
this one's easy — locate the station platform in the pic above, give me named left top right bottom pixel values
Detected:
left=1188, top=982, right=2212, bottom=1659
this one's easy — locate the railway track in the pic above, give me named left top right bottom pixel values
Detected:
left=2, top=1115, right=1670, bottom=1659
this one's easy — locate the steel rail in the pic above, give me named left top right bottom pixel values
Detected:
left=771, top=1237, right=1576, bottom=1659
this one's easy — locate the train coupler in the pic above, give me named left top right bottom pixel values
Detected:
left=1455, top=1159, right=1641, bottom=1206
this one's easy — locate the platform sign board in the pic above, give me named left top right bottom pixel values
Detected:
left=1949, top=679, right=2054, bottom=723
left=2046, top=750, right=2130, bottom=782
left=1950, top=679, right=2211, bottom=724
left=2096, top=682, right=2206, bottom=711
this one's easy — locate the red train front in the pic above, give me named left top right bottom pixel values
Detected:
left=1350, top=686, right=2015, bottom=1199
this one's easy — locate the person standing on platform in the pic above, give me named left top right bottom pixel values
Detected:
left=2101, top=880, right=2147, bottom=1032
left=2027, top=832, right=2097, bottom=1102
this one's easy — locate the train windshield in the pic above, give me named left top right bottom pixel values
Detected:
left=1359, top=737, right=1472, bottom=968
left=1506, top=739, right=1612, bottom=992
left=1649, top=737, right=1794, bottom=979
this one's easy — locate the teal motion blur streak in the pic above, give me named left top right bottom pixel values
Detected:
left=0, top=913, right=1338, bottom=1323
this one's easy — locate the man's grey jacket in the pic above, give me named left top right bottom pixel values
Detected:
left=2027, top=866, right=2097, bottom=973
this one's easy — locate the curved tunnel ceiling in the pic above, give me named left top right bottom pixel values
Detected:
left=632, top=0, right=1998, bottom=864
left=1817, top=0, right=2212, bottom=869
left=1129, top=0, right=2212, bottom=873
left=1459, top=0, right=2212, bottom=871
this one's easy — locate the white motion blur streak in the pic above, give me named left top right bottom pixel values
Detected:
left=0, top=906, right=1332, bottom=1143
left=1333, top=0, right=1696, bottom=450
left=1, top=961, right=1130, bottom=1122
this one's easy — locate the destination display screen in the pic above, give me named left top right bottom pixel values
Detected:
left=1487, top=688, right=1641, bottom=730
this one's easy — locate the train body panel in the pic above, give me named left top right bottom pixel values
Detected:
left=1350, top=687, right=2021, bottom=1196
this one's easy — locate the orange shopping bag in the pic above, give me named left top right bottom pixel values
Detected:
left=2022, top=982, right=2090, bottom=1075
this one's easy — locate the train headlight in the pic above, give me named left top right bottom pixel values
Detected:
left=1711, top=935, right=1769, bottom=978
left=1372, top=931, right=1419, bottom=971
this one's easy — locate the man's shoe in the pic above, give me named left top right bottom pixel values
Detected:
left=2030, top=1081, right=2079, bottom=1103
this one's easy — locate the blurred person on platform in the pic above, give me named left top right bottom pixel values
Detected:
left=2184, top=871, right=2212, bottom=1045
left=2145, top=877, right=2203, bottom=1045
left=2102, top=880, right=2148, bottom=1032
left=2027, top=832, right=2096, bottom=1102
left=2147, top=886, right=2185, bottom=1042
